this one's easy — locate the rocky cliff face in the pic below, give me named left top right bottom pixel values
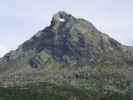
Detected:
left=0, top=11, right=133, bottom=96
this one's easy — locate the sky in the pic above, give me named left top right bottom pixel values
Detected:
left=0, top=0, right=133, bottom=57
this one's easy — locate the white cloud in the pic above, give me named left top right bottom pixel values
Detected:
left=0, top=45, right=11, bottom=57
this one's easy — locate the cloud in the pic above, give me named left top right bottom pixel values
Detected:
left=0, top=45, right=11, bottom=57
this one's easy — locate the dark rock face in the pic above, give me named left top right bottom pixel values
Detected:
left=30, top=57, right=42, bottom=69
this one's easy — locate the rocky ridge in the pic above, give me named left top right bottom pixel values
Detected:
left=0, top=11, right=133, bottom=98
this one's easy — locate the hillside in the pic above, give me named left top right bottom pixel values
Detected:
left=0, top=11, right=133, bottom=99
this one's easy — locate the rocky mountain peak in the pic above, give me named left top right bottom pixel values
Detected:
left=50, top=11, right=98, bottom=33
left=52, top=11, right=73, bottom=22
left=0, top=11, right=126, bottom=65
left=50, top=11, right=74, bottom=29
left=0, top=11, right=133, bottom=94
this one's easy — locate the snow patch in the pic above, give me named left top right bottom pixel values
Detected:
left=59, top=18, right=65, bottom=22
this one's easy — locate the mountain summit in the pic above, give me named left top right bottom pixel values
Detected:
left=10, top=11, right=129, bottom=65
left=0, top=11, right=133, bottom=99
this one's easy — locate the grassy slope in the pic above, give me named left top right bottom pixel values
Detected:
left=0, top=82, right=133, bottom=100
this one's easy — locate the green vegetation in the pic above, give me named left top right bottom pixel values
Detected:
left=0, top=82, right=132, bottom=100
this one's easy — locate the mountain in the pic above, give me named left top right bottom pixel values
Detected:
left=0, top=11, right=133, bottom=100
